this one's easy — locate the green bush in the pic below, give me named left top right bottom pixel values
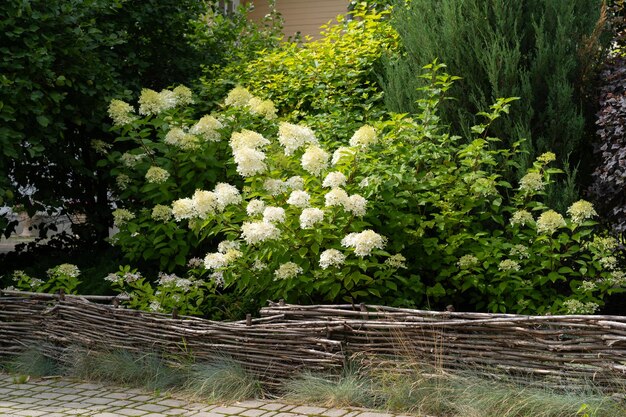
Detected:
left=201, top=6, right=398, bottom=144
left=103, top=84, right=404, bottom=307
left=361, top=63, right=625, bottom=313
left=382, top=0, right=608, bottom=212
left=99, top=64, right=625, bottom=315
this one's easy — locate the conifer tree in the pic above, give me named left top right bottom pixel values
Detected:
left=383, top=0, right=607, bottom=210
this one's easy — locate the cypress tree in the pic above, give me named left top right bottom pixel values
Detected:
left=383, top=0, right=607, bottom=211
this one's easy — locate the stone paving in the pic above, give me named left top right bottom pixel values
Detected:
left=0, top=373, right=407, bottom=417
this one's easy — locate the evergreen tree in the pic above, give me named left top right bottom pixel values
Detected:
left=382, top=0, right=607, bottom=211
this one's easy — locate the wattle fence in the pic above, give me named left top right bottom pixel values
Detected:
left=1, top=291, right=625, bottom=391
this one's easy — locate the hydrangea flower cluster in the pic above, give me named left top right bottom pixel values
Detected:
left=171, top=183, right=241, bottom=221
left=225, top=86, right=277, bottom=119
left=145, top=166, right=170, bottom=184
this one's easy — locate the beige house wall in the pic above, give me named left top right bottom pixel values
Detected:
left=244, top=0, right=351, bottom=39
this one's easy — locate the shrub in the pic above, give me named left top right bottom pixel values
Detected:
left=201, top=6, right=399, bottom=144
left=104, top=85, right=405, bottom=306
left=102, top=64, right=626, bottom=315
left=361, top=64, right=625, bottom=314
left=382, top=0, right=608, bottom=211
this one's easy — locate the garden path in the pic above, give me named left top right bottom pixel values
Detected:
left=0, top=373, right=411, bottom=417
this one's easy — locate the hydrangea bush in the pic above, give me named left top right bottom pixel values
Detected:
left=358, top=63, right=626, bottom=314
left=97, top=64, right=625, bottom=315
left=103, top=83, right=406, bottom=309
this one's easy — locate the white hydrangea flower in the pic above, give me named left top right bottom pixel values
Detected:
left=537, top=152, right=556, bottom=164
left=116, top=174, right=131, bottom=190
left=341, top=230, right=387, bottom=257
left=232, top=147, right=267, bottom=177
left=113, top=209, right=135, bottom=226
left=188, top=258, right=203, bottom=268
left=204, top=252, right=230, bottom=270
left=325, top=188, right=350, bottom=209
left=278, top=122, right=318, bottom=155
left=588, top=236, right=619, bottom=253
left=151, top=205, right=172, bottom=222
left=509, top=244, right=530, bottom=259
left=347, top=194, right=367, bottom=217
left=214, top=183, right=242, bottom=211
left=579, top=281, right=597, bottom=292
left=600, top=256, right=618, bottom=271
left=519, top=172, right=544, bottom=192
left=263, top=206, right=286, bottom=224
left=108, top=99, right=136, bottom=126
left=349, top=125, right=377, bottom=148
left=51, top=264, right=81, bottom=278
left=300, top=208, right=324, bottom=229
left=241, top=221, right=281, bottom=245
left=230, top=129, right=270, bottom=151
left=319, top=249, right=346, bottom=269
left=247, top=199, right=266, bottom=216
left=190, top=115, right=223, bottom=142
left=157, top=272, right=179, bottom=286
left=287, top=190, right=311, bottom=208
left=225, top=86, right=253, bottom=107
left=138, top=88, right=170, bottom=115
left=120, top=152, right=145, bottom=168
left=204, top=246, right=242, bottom=270
left=322, top=171, right=348, bottom=188
left=192, top=190, right=218, bottom=219
left=332, top=146, right=356, bottom=165
left=211, top=271, right=225, bottom=287
left=158, top=89, right=178, bottom=111
left=385, top=254, right=407, bottom=269
left=165, top=128, right=197, bottom=150
left=567, top=200, right=597, bottom=224
left=301, top=145, right=329, bottom=176
left=172, top=85, right=194, bottom=106
left=248, top=97, right=277, bottom=120
left=172, top=198, right=196, bottom=221
left=286, top=176, right=305, bottom=190
left=218, top=240, right=241, bottom=254
left=536, top=210, right=566, bottom=235
left=562, top=299, right=599, bottom=315
left=498, top=259, right=521, bottom=272
left=264, top=179, right=288, bottom=195
left=510, top=210, right=534, bottom=226
left=274, top=262, right=303, bottom=280
left=145, top=166, right=170, bottom=184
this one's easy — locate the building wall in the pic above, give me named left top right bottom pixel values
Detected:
left=244, top=0, right=351, bottom=39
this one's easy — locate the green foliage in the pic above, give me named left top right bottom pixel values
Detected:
left=98, top=64, right=625, bottom=315
left=105, top=265, right=218, bottom=316
left=202, top=6, right=398, bottom=144
left=10, top=263, right=82, bottom=294
left=383, top=0, right=608, bottom=211
left=0, top=0, right=278, bottom=245
left=358, top=63, right=625, bottom=314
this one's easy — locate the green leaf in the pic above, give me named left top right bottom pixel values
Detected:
left=36, top=115, right=49, bottom=127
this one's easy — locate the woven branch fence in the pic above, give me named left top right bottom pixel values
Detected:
left=1, top=291, right=625, bottom=391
